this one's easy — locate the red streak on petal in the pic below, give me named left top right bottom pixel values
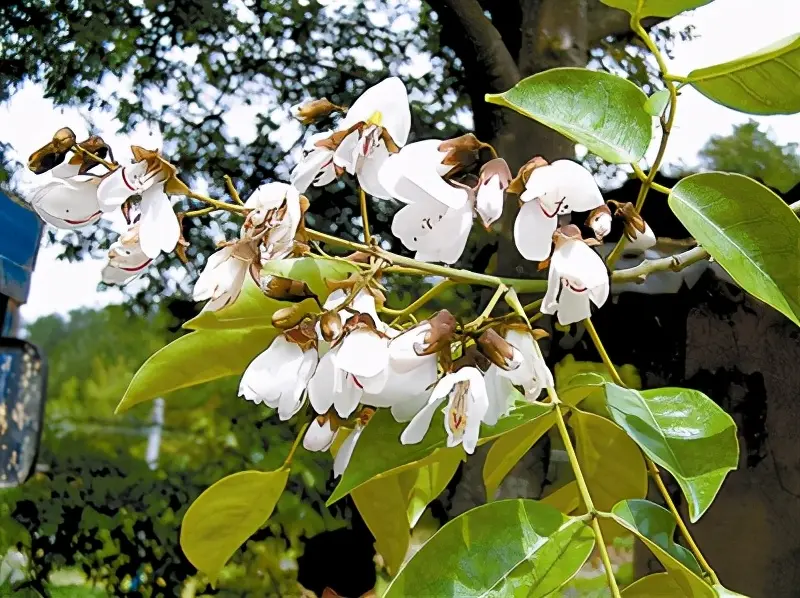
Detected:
left=121, top=167, right=137, bottom=191
left=567, top=283, right=587, bottom=293
left=351, top=374, right=364, bottom=390
left=539, top=198, right=565, bottom=219
left=64, top=210, right=102, bottom=225
left=119, top=259, right=153, bottom=272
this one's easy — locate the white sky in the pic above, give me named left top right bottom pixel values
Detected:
left=2, top=0, right=799, bottom=323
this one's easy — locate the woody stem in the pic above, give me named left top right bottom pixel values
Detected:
left=465, top=284, right=508, bottom=330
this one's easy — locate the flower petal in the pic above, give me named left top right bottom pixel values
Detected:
left=551, top=240, right=608, bottom=290
left=278, top=348, right=318, bottom=420
left=357, top=142, right=393, bottom=199
left=413, top=202, right=473, bottom=265
left=514, top=201, right=558, bottom=261
left=139, top=185, right=179, bottom=258
left=303, top=419, right=338, bottom=452
left=556, top=287, right=592, bottom=325
left=333, top=130, right=360, bottom=174
left=239, top=336, right=303, bottom=407
left=335, top=329, right=389, bottom=378
left=476, top=176, right=504, bottom=228
left=308, top=350, right=337, bottom=414
left=627, top=222, right=657, bottom=252
left=193, top=245, right=235, bottom=301
left=334, top=425, right=365, bottom=478
left=291, top=147, right=333, bottom=192
left=387, top=323, right=431, bottom=373
left=588, top=279, right=609, bottom=309
left=340, top=77, right=411, bottom=146
left=97, top=162, right=147, bottom=212
left=400, top=395, right=447, bottom=445
left=391, top=199, right=447, bottom=251
left=523, top=160, right=603, bottom=214
left=32, top=176, right=102, bottom=229
left=483, top=365, right=514, bottom=426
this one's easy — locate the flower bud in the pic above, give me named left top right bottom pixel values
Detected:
left=586, top=204, right=612, bottom=240
left=271, top=304, right=307, bottom=329
left=507, top=156, right=549, bottom=195
left=438, top=133, right=484, bottom=175
left=290, top=98, right=345, bottom=125
left=414, top=309, right=457, bottom=356
left=475, top=158, right=512, bottom=228
left=263, top=275, right=318, bottom=304
left=608, top=200, right=656, bottom=251
left=303, top=415, right=339, bottom=452
left=319, top=310, right=343, bottom=342
left=28, top=127, right=77, bottom=174
left=477, top=328, right=519, bottom=370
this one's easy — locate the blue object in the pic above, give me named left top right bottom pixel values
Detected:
left=0, top=191, right=43, bottom=305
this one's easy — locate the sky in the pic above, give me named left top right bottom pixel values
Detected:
left=2, top=0, right=800, bottom=322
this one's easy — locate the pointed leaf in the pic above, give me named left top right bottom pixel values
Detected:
left=599, top=0, right=714, bottom=18
left=686, top=33, right=800, bottom=115
left=486, top=68, right=651, bottom=163
left=483, top=412, right=556, bottom=500
left=605, top=383, right=739, bottom=522
left=541, top=481, right=580, bottom=515
left=352, top=476, right=410, bottom=575
left=669, top=172, right=800, bottom=326
left=180, top=469, right=289, bottom=585
left=328, top=403, right=553, bottom=505
left=398, top=447, right=464, bottom=527
left=611, top=499, right=710, bottom=597
left=622, top=573, right=685, bottom=596
left=384, top=499, right=595, bottom=598
left=115, top=327, right=277, bottom=413
left=644, top=89, right=671, bottom=116
left=262, top=256, right=359, bottom=299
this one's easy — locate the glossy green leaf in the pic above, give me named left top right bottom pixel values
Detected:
left=605, top=383, right=739, bottom=522
left=180, top=468, right=289, bottom=585
left=645, top=89, right=671, bottom=116
left=686, top=34, right=800, bottom=115
left=622, top=573, right=685, bottom=596
left=384, top=499, right=594, bottom=598
left=713, top=585, right=750, bottom=597
left=599, top=0, right=713, bottom=18
left=486, top=68, right=651, bottom=163
left=115, top=327, right=277, bottom=413
left=398, top=447, right=464, bottom=527
left=541, top=481, right=580, bottom=515
left=669, top=173, right=800, bottom=326
left=351, top=475, right=410, bottom=575
left=559, top=372, right=608, bottom=406
left=610, top=499, right=710, bottom=597
left=328, top=402, right=553, bottom=504
left=482, top=412, right=556, bottom=500
left=571, top=409, right=648, bottom=512
left=262, top=256, right=359, bottom=299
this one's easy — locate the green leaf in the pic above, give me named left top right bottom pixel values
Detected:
left=644, top=89, right=671, bottom=116
left=398, top=447, right=464, bottom=527
left=559, top=372, right=608, bottom=406
left=686, top=33, right=800, bottom=115
left=384, top=499, right=595, bottom=598
left=180, top=469, right=289, bottom=585
left=599, top=0, right=713, bottom=18
left=485, top=68, right=651, bottom=163
left=610, top=499, right=710, bottom=597
left=605, top=383, right=739, bottom=522
left=351, top=475, right=410, bottom=575
left=713, top=586, right=751, bottom=597
left=185, top=257, right=358, bottom=330
left=669, top=172, right=800, bottom=326
left=570, top=409, right=648, bottom=512
left=622, top=573, right=685, bottom=596
left=541, top=481, right=580, bottom=515
left=328, top=402, right=553, bottom=505
left=482, top=412, right=556, bottom=500
left=115, top=327, right=277, bottom=413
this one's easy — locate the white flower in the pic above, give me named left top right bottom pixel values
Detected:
left=30, top=175, right=102, bottom=230
left=239, top=334, right=318, bottom=420
left=586, top=205, right=613, bottom=240
left=97, top=155, right=180, bottom=258
left=334, top=422, right=366, bottom=478
left=391, top=195, right=473, bottom=264
left=542, top=227, right=609, bottom=325
left=322, top=288, right=382, bottom=330
left=303, top=416, right=339, bottom=452
left=475, top=158, right=512, bottom=228
left=401, top=367, right=489, bottom=454
left=242, top=182, right=302, bottom=259
left=290, top=132, right=337, bottom=192
left=378, top=139, right=470, bottom=209
left=193, top=240, right=259, bottom=312
left=101, top=224, right=152, bottom=285
left=291, top=77, right=411, bottom=198
left=514, top=160, right=604, bottom=261
left=308, top=324, right=390, bottom=419
left=626, top=222, right=657, bottom=253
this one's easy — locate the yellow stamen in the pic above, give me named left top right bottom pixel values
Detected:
left=366, top=110, right=383, bottom=127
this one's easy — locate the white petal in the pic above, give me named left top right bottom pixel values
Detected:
left=400, top=395, right=447, bottom=445
left=340, top=77, right=410, bottom=146
left=476, top=176, right=504, bottom=227
left=627, top=222, right=657, bottom=252
left=413, top=203, right=472, bottom=265
left=244, top=182, right=292, bottom=210
left=96, top=163, right=147, bottom=212
left=278, top=348, right=318, bottom=420
left=333, top=130, right=360, bottom=174
left=391, top=199, right=448, bottom=251
left=388, top=323, right=431, bottom=373
left=101, top=264, right=138, bottom=285
left=193, top=245, right=235, bottom=301
left=390, top=389, right=433, bottom=423
left=291, top=147, right=334, bottom=192
left=308, top=350, right=337, bottom=414
left=364, top=355, right=436, bottom=409
left=333, top=425, right=365, bottom=478
left=514, top=201, right=558, bottom=261
left=556, top=287, right=592, bottom=325
left=139, top=185, right=179, bottom=258
left=523, top=160, right=603, bottom=214
left=357, top=142, right=393, bottom=199
left=303, top=419, right=338, bottom=452
left=589, top=279, right=609, bottom=309
left=335, top=329, right=389, bottom=378
left=542, top=261, right=561, bottom=315
left=350, top=289, right=381, bottom=324
left=551, top=240, right=608, bottom=290
left=49, top=161, right=82, bottom=179
left=590, top=212, right=613, bottom=238
left=32, top=177, right=102, bottom=229
left=333, top=372, right=362, bottom=418
left=483, top=366, right=514, bottom=426
left=239, top=337, right=301, bottom=406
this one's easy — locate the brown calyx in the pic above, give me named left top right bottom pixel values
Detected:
left=507, top=155, right=549, bottom=195
left=294, top=98, right=346, bottom=125
left=283, top=318, right=318, bottom=351
left=477, top=158, right=513, bottom=189
left=413, top=309, right=457, bottom=357
left=476, top=328, right=517, bottom=370
left=27, top=127, right=78, bottom=174
left=608, top=200, right=647, bottom=241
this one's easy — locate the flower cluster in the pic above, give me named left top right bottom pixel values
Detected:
left=26, top=76, right=658, bottom=478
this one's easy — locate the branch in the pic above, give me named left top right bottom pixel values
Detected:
left=612, top=199, right=800, bottom=284
left=587, top=3, right=663, bottom=44
left=424, top=0, right=520, bottom=91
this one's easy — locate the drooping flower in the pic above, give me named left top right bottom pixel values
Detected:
left=391, top=191, right=474, bottom=264
left=608, top=200, right=656, bottom=253
left=29, top=175, right=103, bottom=229
left=303, top=415, right=340, bottom=452
left=542, top=225, right=609, bottom=325
left=241, top=182, right=302, bottom=260
left=193, top=239, right=260, bottom=312
left=101, top=224, right=152, bottom=285
left=333, top=408, right=374, bottom=478
left=512, top=158, right=604, bottom=261
left=290, top=132, right=338, bottom=192
left=239, top=322, right=319, bottom=420
left=290, top=77, right=411, bottom=198
left=401, top=366, right=489, bottom=454
left=586, top=204, right=613, bottom=241
left=97, top=147, right=184, bottom=258
left=475, top=158, right=512, bottom=228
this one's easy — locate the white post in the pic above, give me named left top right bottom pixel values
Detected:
left=145, top=398, right=164, bottom=470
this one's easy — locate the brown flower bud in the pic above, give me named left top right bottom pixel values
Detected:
left=477, top=328, right=518, bottom=370
left=319, top=310, right=343, bottom=342
left=27, top=127, right=78, bottom=174
left=271, top=304, right=307, bottom=329
left=507, top=156, right=549, bottom=195
left=291, top=98, right=346, bottom=125
left=608, top=200, right=647, bottom=242
left=263, top=275, right=318, bottom=304
left=414, top=309, right=457, bottom=356
left=71, top=136, right=113, bottom=174
left=438, top=134, right=485, bottom=175
left=283, top=318, right=318, bottom=351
